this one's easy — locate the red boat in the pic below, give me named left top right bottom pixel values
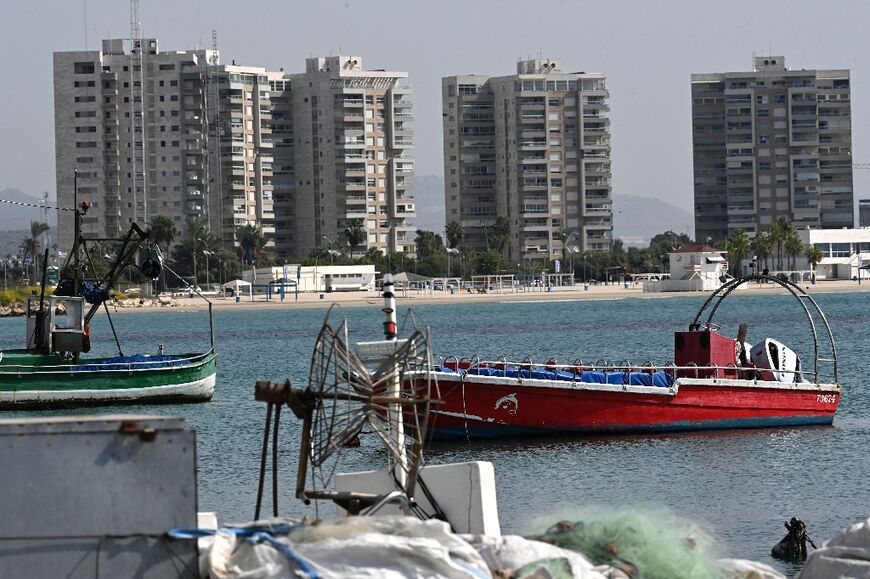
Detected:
left=410, top=275, right=841, bottom=440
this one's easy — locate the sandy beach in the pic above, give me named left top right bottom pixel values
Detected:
left=110, top=278, right=870, bottom=314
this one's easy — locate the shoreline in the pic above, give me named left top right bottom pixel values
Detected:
left=92, top=278, right=870, bottom=314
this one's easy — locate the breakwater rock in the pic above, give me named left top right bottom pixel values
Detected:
left=0, top=303, right=26, bottom=317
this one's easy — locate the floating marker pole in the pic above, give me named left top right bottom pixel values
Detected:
left=382, top=273, right=407, bottom=490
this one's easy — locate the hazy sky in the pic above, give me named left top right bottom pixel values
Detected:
left=3, top=0, right=869, bottom=221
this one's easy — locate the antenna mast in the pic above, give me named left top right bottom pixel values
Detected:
left=208, top=29, right=223, bottom=241
left=130, top=0, right=147, bottom=225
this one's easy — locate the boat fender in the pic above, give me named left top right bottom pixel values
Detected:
left=82, top=323, right=91, bottom=353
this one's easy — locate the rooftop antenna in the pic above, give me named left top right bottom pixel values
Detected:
left=82, top=0, right=88, bottom=51
left=130, top=0, right=147, bottom=227
left=208, top=29, right=223, bottom=242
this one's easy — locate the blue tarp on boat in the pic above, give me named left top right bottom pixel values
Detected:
left=438, top=366, right=674, bottom=387
left=71, top=354, right=191, bottom=372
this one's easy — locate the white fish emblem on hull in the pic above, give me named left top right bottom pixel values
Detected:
left=494, top=393, right=519, bottom=416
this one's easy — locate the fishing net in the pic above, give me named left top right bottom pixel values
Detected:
left=529, top=507, right=723, bottom=579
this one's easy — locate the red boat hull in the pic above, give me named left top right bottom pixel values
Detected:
left=416, top=373, right=840, bottom=440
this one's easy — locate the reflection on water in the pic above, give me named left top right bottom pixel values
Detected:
left=0, top=290, right=866, bottom=576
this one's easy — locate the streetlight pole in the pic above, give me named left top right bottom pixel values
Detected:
left=322, top=235, right=336, bottom=265
left=203, top=249, right=211, bottom=290
left=446, top=247, right=459, bottom=278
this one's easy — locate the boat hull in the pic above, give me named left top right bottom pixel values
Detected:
left=0, top=352, right=217, bottom=409
left=416, top=372, right=840, bottom=440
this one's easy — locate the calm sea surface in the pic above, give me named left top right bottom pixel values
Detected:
left=1, top=290, right=868, bottom=575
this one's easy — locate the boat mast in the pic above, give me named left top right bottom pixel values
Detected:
left=73, top=170, right=81, bottom=299
left=382, top=273, right=407, bottom=489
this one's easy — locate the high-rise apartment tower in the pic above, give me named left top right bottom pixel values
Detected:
left=443, top=59, right=612, bottom=264
left=53, top=39, right=217, bottom=248
left=692, top=56, right=853, bottom=243
left=55, top=45, right=415, bottom=259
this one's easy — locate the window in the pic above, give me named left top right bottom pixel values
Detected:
left=74, top=61, right=95, bottom=74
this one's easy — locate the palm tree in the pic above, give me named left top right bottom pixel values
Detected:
left=554, top=227, right=575, bottom=266
left=785, top=230, right=804, bottom=271
left=184, top=217, right=211, bottom=284
left=769, top=216, right=794, bottom=271
left=459, top=244, right=476, bottom=279
left=343, top=219, right=367, bottom=258
left=490, top=217, right=511, bottom=254
left=236, top=224, right=265, bottom=269
left=726, top=229, right=750, bottom=276
left=21, top=221, right=50, bottom=283
left=805, top=244, right=823, bottom=280
left=750, top=231, right=773, bottom=272
left=148, top=215, right=178, bottom=255
left=415, top=230, right=444, bottom=258
left=445, top=221, right=464, bottom=251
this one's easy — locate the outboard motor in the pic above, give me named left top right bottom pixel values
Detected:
left=750, top=338, right=801, bottom=383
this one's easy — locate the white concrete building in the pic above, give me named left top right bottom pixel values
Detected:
left=648, top=245, right=729, bottom=292
left=243, top=264, right=377, bottom=293
left=801, top=228, right=870, bottom=280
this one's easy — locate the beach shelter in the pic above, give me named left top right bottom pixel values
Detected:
left=222, top=279, right=253, bottom=301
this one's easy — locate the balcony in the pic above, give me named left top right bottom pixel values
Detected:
left=520, top=141, right=547, bottom=149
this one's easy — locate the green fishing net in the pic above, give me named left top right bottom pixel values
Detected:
left=528, top=507, right=723, bottom=579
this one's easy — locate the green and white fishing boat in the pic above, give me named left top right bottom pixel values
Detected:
left=0, top=199, right=216, bottom=409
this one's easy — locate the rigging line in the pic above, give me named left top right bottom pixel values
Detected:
left=0, top=198, right=76, bottom=212
left=102, top=301, right=124, bottom=357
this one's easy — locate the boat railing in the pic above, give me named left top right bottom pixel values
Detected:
left=434, top=356, right=830, bottom=385
left=0, top=350, right=214, bottom=373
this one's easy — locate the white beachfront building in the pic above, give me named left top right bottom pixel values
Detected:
left=800, top=228, right=870, bottom=280
left=729, top=228, right=870, bottom=281
left=645, top=245, right=729, bottom=293
left=242, top=264, right=377, bottom=293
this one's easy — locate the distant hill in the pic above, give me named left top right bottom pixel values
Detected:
left=406, top=177, right=693, bottom=245
left=613, top=195, right=694, bottom=247
left=408, top=176, right=693, bottom=245
left=0, top=188, right=56, bottom=231
left=409, top=175, right=446, bottom=233
left=0, top=230, right=27, bottom=258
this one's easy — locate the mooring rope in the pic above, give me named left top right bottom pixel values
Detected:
left=0, top=198, right=76, bottom=212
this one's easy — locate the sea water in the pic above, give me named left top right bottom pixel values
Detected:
left=0, top=290, right=867, bottom=576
